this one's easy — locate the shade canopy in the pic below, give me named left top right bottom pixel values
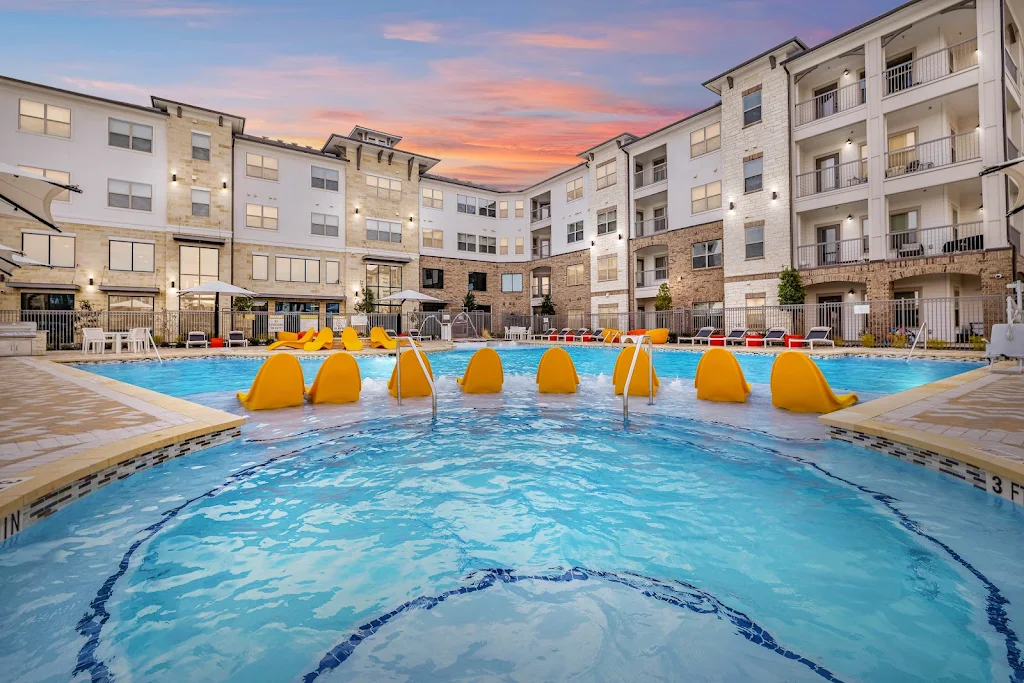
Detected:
left=0, top=162, right=81, bottom=232
left=377, top=289, right=445, bottom=304
left=177, top=281, right=258, bottom=296
left=980, top=157, right=1024, bottom=216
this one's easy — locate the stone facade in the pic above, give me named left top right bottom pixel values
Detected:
left=345, top=148, right=421, bottom=256
left=165, top=107, right=233, bottom=234
left=629, top=221, right=725, bottom=308
left=232, top=241, right=350, bottom=306
left=418, top=255, right=529, bottom=328
left=531, top=249, right=593, bottom=317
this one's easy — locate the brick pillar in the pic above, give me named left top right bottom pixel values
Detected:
left=866, top=273, right=894, bottom=344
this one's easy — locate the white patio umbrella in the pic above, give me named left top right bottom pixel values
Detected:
left=0, top=162, right=81, bottom=232
left=378, top=290, right=446, bottom=334
left=177, top=281, right=259, bottom=337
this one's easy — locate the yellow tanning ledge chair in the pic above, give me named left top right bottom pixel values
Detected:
left=306, top=353, right=361, bottom=404
left=694, top=348, right=751, bottom=403
left=237, top=354, right=305, bottom=410
left=458, top=347, right=504, bottom=394
left=536, top=347, right=579, bottom=394
left=268, top=328, right=316, bottom=351
left=770, top=351, right=858, bottom=414
left=370, top=326, right=398, bottom=350
left=611, top=347, right=660, bottom=397
left=388, top=349, right=435, bottom=398
left=303, top=327, right=335, bottom=352
left=341, top=327, right=363, bottom=351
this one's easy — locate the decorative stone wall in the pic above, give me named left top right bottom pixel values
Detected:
left=532, top=249, right=594, bottom=316
left=629, top=220, right=725, bottom=307
left=345, top=150, right=421, bottom=257
left=165, top=108, right=233, bottom=233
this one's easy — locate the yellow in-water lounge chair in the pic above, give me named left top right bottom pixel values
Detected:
left=536, top=347, right=579, bottom=393
left=306, top=353, right=361, bottom=403
left=458, top=347, right=503, bottom=394
left=237, top=354, right=305, bottom=410
left=770, top=351, right=857, bottom=413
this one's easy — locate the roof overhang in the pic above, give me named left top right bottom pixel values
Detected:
left=7, top=281, right=79, bottom=290
left=257, top=293, right=347, bottom=301
left=98, top=285, right=161, bottom=293
left=361, top=253, right=413, bottom=264
left=172, top=234, right=227, bottom=246
left=151, top=97, right=245, bottom=134
left=702, top=38, right=807, bottom=94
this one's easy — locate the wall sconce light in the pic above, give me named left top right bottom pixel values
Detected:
left=618, top=234, right=623, bottom=240
left=848, top=288, right=855, bottom=295
left=846, top=138, right=852, bottom=145
left=847, top=214, right=854, bottom=220
left=172, top=173, right=177, bottom=182
left=222, top=181, right=228, bottom=189
left=772, top=191, right=778, bottom=200
left=729, top=201, right=735, bottom=210
left=844, top=69, right=850, bottom=76
left=591, top=240, right=595, bottom=246
left=409, top=215, right=414, bottom=222
left=355, top=207, right=360, bottom=215
left=88, top=277, right=94, bottom=286
left=171, top=280, right=175, bottom=289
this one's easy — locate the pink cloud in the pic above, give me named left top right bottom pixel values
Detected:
left=382, top=20, right=442, bottom=43
left=509, top=33, right=612, bottom=50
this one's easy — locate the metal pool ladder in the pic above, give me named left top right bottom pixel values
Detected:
left=906, top=322, right=928, bottom=362
left=622, top=333, right=655, bottom=422
left=394, top=337, right=437, bottom=419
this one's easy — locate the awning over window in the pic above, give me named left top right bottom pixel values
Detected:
left=257, top=292, right=347, bottom=301
left=7, top=281, right=79, bottom=290
left=361, top=253, right=412, bottom=264
left=99, top=285, right=161, bottom=293
left=172, top=234, right=227, bottom=246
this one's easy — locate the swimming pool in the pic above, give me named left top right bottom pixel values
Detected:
left=2, top=347, right=1021, bottom=683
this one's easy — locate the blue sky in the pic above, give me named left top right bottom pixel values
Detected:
left=0, top=0, right=905, bottom=186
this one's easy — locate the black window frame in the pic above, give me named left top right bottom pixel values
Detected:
left=468, top=271, right=487, bottom=292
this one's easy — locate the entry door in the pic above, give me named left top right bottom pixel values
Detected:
left=818, top=295, right=843, bottom=335
left=816, top=154, right=839, bottom=193
left=817, top=225, right=840, bottom=265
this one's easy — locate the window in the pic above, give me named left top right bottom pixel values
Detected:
left=598, top=303, right=619, bottom=329
left=457, top=233, right=477, bottom=252
left=179, top=246, right=218, bottom=309
left=567, top=220, right=584, bottom=243
left=515, top=236, right=525, bottom=254
left=745, top=224, right=765, bottom=259
left=598, top=255, right=617, bottom=281
left=22, top=232, right=75, bottom=268
left=691, top=181, right=722, bottom=214
left=107, top=180, right=152, bottom=211
left=743, top=157, right=763, bottom=193
left=366, top=218, right=402, bottom=243
left=479, top=199, right=497, bottom=218
left=108, top=118, right=152, bottom=152
left=19, top=99, right=70, bottom=138
left=17, top=166, right=70, bottom=202
left=596, top=159, right=616, bottom=189
left=422, top=228, right=443, bottom=249
left=311, top=166, right=339, bottom=191
left=690, top=122, right=720, bottom=157
left=367, top=174, right=401, bottom=200
left=191, top=189, right=210, bottom=217
left=326, top=260, right=340, bottom=284
left=745, top=293, right=766, bottom=331
left=532, top=274, right=550, bottom=296
left=246, top=153, right=279, bottom=180
left=109, top=240, right=154, bottom=272
left=567, top=263, right=585, bottom=286
left=366, top=263, right=403, bottom=304
left=691, top=239, right=723, bottom=269
left=468, top=272, right=487, bottom=291
left=422, top=268, right=444, bottom=289
left=108, top=295, right=154, bottom=313
left=479, top=236, right=497, bottom=254
left=245, top=204, right=278, bottom=230
left=499, top=237, right=508, bottom=255
left=497, top=201, right=508, bottom=219
left=742, top=88, right=762, bottom=126
left=566, top=177, right=584, bottom=202
left=422, top=188, right=443, bottom=209
left=457, top=194, right=477, bottom=214
left=275, top=256, right=320, bottom=283
left=191, top=132, right=211, bottom=161
left=252, top=254, right=269, bottom=281
left=311, top=213, right=340, bottom=237
left=502, top=273, right=523, bottom=292
left=514, top=200, right=524, bottom=218
left=597, top=209, right=617, bottom=235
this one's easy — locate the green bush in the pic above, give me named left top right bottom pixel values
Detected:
left=860, top=333, right=875, bottom=348
left=969, top=335, right=986, bottom=351
left=668, top=332, right=678, bottom=344
left=926, top=339, right=948, bottom=350
left=888, top=333, right=908, bottom=349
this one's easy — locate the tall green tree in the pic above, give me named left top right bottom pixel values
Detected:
left=462, top=291, right=478, bottom=312
left=539, top=294, right=556, bottom=315
left=777, top=267, right=806, bottom=306
left=654, top=283, right=673, bottom=311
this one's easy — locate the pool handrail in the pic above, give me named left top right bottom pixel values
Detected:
left=905, top=322, right=928, bottom=362
left=394, top=337, right=437, bottom=418
left=622, top=333, right=654, bottom=422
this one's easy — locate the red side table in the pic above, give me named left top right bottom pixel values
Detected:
left=785, top=335, right=803, bottom=348
left=745, top=334, right=764, bottom=347
left=211, top=337, right=224, bottom=348
left=709, top=334, right=726, bottom=347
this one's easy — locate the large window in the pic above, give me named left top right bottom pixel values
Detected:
left=479, top=199, right=497, bottom=218
left=596, top=159, right=616, bottom=189
left=311, top=166, right=339, bottom=191
left=457, top=233, right=477, bottom=252
left=366, top=218, right=401, bottom=243
left=191, top=188, right=210, bottom=217
left=108, top=118, right=152, bottom=152
left=598, top=255, right=617, bottom=281
left=191, top=132, right=211, bottom=161
left=275, top=256, right=320, bottom=283
left=598, top=303, right=619, bottom=329
left=742, top=88, right=762, bottom=126
left=22, top=232, right=75, bottom=268
left=515, top=236, right=525, bottom=254
left=567, top=263, right=584, bottom=286
left=745, top=224, right=765, bottom=259
left=502, top=273, right=523, bottom=292
left=515, top=200, right=524, bottom=218
left=499, top=237, right=509, bottom=255
left=468, top=272, right=487, bottom=291
left=597, top=208, right=617, bottom=235
left=566, top=177, right=584, bottom=202
left=422, top=228, right=443, bottom=249
left=743, top=156, right=763, bottom=193
left=499, top=201, right=508, bottom=218
left=109, top=240, right=154, bottom=272
left=18, top=166, right=70, bottom=202
left=19, top=99, right=70, bottom=138
left=422, top=268, right=444, bottom=289
left=691, top=239, right=722, bottom=269
left=311, top=212, right=340, bottom=237
left=691, top=181, right=722, bottom=214
left=107, top=180, right=152, bottom=211
left=422, top=187, right=443, bottom=209
left=366, top=174, right=401, bottom=200
left=108, top=295, right=154, bottom=313
left=690, top=122, right=720, bottom=158
left=245, top=153, right=278, bottom=180
left=246, top=203, right=278, bottom=229
left=366, top=263, right=402, bottom=306
left=179, top=245, right=218, bottom=310
left=252, top=254, right=269, bottom=281
left=479, top=236, right=497, bottom=254
left=457, top=194, right=477, bottom=214
left=326, top=259, right=341, bottom=284
left=567, top=220, right=584, bottom=243
left=745, top=293, right=767, bottom=331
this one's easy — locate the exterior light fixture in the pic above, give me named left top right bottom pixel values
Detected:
left=171, top=280, right=175, bottom=289
left=846, top=138, right=852, bottom=145
left=848, top=288, right=855, bottom=295
left=409, top=215, right=414, bottom=222
left=355, top=207, right=359, bottom=215
left=844, top=69, right=850, bottom=76
left=591, top=240, right=595, bottom=246
left=847, top=214, right=853, bottom=220
left=89, top=277, right=94, bottom=285
left=772, top=191, right=778, bottom=200
left=172, top=173, right=177, bottom=182
left=729, top=201, right=735, bottom=210
left=222, top=181, right=228, bottom=189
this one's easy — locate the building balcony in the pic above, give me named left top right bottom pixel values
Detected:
left=635, top=214, right=668, bottom=238
left=531, top=205, right=551, bottom=224
left=796, top=237, right=869, bottom=270
left=794, top=80, right=865, bottom=127
left=1007, top=48, right=1020, bottom=87
left=883, top=38, right=977, bottom=97
left=634, top=163, right=667, bottom=190
left=532, top=242, right=551, bottom=259
left=884, top=130, right=979, bottom=179
left=886, top=221, right=983, bottom=260
left=796, top=159, right=867, bottom=198
left=636, top=268, right=668, bottom=289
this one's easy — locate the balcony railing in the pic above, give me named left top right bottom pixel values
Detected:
left=794, top=80, right=865, bottom=126
left=531, top=205, right=551, bottom=223
left=1009, top=137, right=1020, bottom=161
left=884, top=130, right=980, bottom=178
left=531, top=285, right=550, bottom=297
left=1006, top=48, right=1020, bottom=84
left=635, top=214, right=668, bottom=237
left=634, top=162, right=668, bottom=189
left=636, top=268, right=668, bottom=288
left=796, top=158, right=867, bottom=197
left=887, top=221, right=984, bottom=259
left=883, top=38, right=978, bottom=96
left=796, top=236, right=869, bottom=269
left=532, top=242, right=550, bottom=259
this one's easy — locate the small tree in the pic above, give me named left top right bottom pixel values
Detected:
left=232, top=296, right=253, bottom=311
left=539, top=294, right=556, bottom=315
left=654, top=283, right=673, bottom=311
left=354, top=285, right=376, bottom=314
left=777, top=267, right=806, bottom=306
left=462, top=291, right=478, bottom=312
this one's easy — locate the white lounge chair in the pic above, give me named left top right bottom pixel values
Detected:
left=226, top=330, right=249, bottom=347
left=752, top=327, right=787, bottom=346
left=82, top=327, right=105, bottom=354
left=789, top=326, right=835, bottom=349
left=533, top=327, right=557, bottom=340
left=723, top=328, right=748, bottom=345
left=185, top=331, right=209, bottom=348
left=678, top=327, right=716, bottom=345
left=555, top=328, right=573, bottom=341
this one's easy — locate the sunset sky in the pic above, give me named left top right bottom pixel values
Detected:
left=2, top=0, right=904, bottom=188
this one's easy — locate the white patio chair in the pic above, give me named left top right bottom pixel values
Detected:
left=82, top=327, right=105, bottom=354
left=126, top=328, right=148, bottom=353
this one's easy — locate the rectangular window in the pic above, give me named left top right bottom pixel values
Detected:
left=422, top=228, right=443, bottom=249
left=499, top=237, right=509, bottom=255
left=691, top=239, right=723, bottom=269
left=275, top=256, right=320, bottom=283
left=479, top=236, right=497, bottom=254
left=245, top=153, right=279, bottom=180
left=514, top=199, right=524, bottom=218
left=597, top=208, right=617, bottom=235
left=422, top=268, right=444, bottom=289
left=598, top=255, right=617, bottom=281
left=191, top=188, right=210, bottom=217
left=108, top=295, right=154, bottom=313
left=108, top=118, right=152, bottom=152
left=566, top=263, right=585, bottom=286
left=690, top=181, right=722, bottom=214
left=326, top=259, right=340, bottom=284
left=498, top=200, right=508, bottom=218
left=566, top=177, right=584, bottom=202
left=502, top=273, right=523, bottom=292
left=422, top=187, right=443, bottom=209
left=596, top=159, right=616, bottom=189
left=468, top=272, right=487, bottom=291
left=742, top=89, right=762, bottom=126
left=743, top=157, right=763, bottom=193
left=191, top=132, right=211, bottom=161
left=245, top=203, right=278, bottom=230
left=515, top=236, right=524, bottom=254
left=567, top=220, right=584, bottom=243
left=19, top=99, right=70, bottom=138
left=690, top=122, right=721, bottom=157
left=109, top=239, right=154, bottom=272
left=107, top=179, right=152, bottom=211
left=479, top=199, right=497, bottom=218
left=457, top=194, right=477, bottom=214
left=22, top=232, right=75, bottom=268
left=311, top=166, right=340, bottom=191
left=598, top=303, right=619, bottom=329
left=252, top=254, right=269, bottom=281
left=365, top=263, right=403, bottom=303
left=17, top=166, right=71, bottom=201
left=366, top=174, right=401, bottom=200
left=457, top=233, right=477, bottom=252
left=366, top=218, right=402, bottom=243
left=745, top=224, right=765, bottom=259
left=745, top=293, right=767, bottom=331
left=311, top=212, right=340, bottom=237
left=179, top=245, right=219, bottom=298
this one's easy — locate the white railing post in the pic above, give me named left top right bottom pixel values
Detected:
left=622, top=333, right=654, bottom=422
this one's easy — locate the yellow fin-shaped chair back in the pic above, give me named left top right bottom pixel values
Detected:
left=370, top=326, right=397, bottom=350
left=306, top=353, right=361, bottom=403
left=612, top=347, right=660, bottom=396
left=388, top=350, right=434, bottom=398
left=341, top=327, right=363, bottom=351
left=770, top=351, right=858, bottom=413
left=648, top=328, right=669, bottom=344
left=694, top=348, right=751, bottom=403
left=303, top=327, right=334, bottom=351
left=536, top=347, right=579, bottom=393
left=237, top=354, right=304, bottom=410
left=458, top=347, right=503, bottom=394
